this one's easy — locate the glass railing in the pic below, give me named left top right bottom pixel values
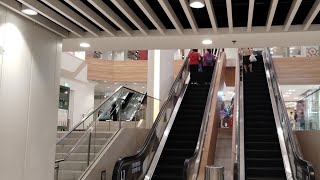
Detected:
left=263, top=48, right=315, bottom=180
left=54, top=87, right=159, bottom=180
left=112, top=58, right=189, bottom=180
left=183, top=50, right=222, bottom=180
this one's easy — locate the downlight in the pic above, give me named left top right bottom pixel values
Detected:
left=202, top=39, right=212, bottom=45
left=80, top=43, right=90, bottom=48
left=21, top=4, right=38, bottom=15
left=190, top=0, right=205, bottom=8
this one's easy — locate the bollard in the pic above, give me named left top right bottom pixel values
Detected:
left=205, top=166, right=224, bottom=180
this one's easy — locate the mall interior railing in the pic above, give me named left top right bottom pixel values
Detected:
left=263, top=48, right=315, bottom=180
left=54, top=87, right=159, bottom=180
left=112, top=56, right=190, bottom=180
left=182, top=49, right=221, bottom=180
left=233, top=51, right=243, bottom=180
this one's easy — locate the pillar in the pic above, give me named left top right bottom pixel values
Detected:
left=146, top=50, right=174, bottom=126
left=0, top=5, right=61, bottom=180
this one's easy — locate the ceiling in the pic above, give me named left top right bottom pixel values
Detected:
left=2, top=0, right=320, bottom=50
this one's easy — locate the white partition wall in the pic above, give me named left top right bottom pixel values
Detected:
left=0, top=5, right=61, bottom=180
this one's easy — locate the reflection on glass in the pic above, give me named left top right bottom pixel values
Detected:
left=289, top=46, right=302, bottom=57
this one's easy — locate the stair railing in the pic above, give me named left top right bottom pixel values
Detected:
left=262, top=48, right=315, bottom=180
left=54, top=87, right=154, bottom=180
left=112, top=58, right=190, bottom=180
left=182, top=50, right=222, bottom=180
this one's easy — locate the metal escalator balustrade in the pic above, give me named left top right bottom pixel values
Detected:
left=55, top=87, right=158, bottom=180
left=112, top=56, right=190, bottom=180
left=262, top=48, right=315, bottom=180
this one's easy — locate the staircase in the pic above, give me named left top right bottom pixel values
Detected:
left=55, top=122, right=117, bottom=180
left=152, top=83, right=210, bottom=180
left=243, top=55, right=286, bottom=180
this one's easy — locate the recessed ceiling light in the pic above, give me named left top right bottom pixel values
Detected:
left=107, top=87, right=110, bottom=89
left=202, top=39, right=212, bottom=45
left=80, top=43, right=90, bottom=48
left=104, top=81, right=107, bottom=83
left=190, top=0, right=205, bottom=8
left=21, top=5, right=38, bottom=15
left=142, top=87, right=145, bottom=89
left=133, top=83, right=137, bottom=84
left=114, top=82, right=118, bottom=84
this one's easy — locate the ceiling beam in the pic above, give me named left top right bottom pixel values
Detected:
left=204, top=0, right=218, bottom=32
left=0, top=0, right=68, bottom=37
left=226, top=0, right=233, bottom=32
left=179, top=0, right=198, bottom=33
left=303, top=0, right=320, bottom=31
left=284, top=0, right=302, bottom=31
left=87, top=0, right=132, bottom=36
left=64, top=0, right=116, bottom=36
left=40, top=0, right=100, bottom=37
left=110, top=0, right=148, bottom=35
left=158, top=0, right=184, bottom=35
left=266, top=0, right=279, bottom=32
left=17, top=0, right=84, bottom=37
left=134, top=0, right=166, bottom=35
left=247, top=0, right=255, bottom=32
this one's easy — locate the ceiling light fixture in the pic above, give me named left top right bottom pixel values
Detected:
left=190, top=0, right=205, bottom=8
left=202, top=39, right=212, bottom=45
left=80, top=43, right=90, bottom=48
left=21, top=4, right=38, bottom=15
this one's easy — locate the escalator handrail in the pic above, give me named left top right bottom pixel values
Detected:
left=263, top=49, right=315, bottom=179
left=112, top=58, right=189, bottom=179
left=183, top=50, right=222, bottom=179
left=233, top=52, right=243, bottom=180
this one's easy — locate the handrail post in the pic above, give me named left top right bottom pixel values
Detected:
left=87, top=132, right=92, bottom=166
left=55, top=162, right=59, bottom=180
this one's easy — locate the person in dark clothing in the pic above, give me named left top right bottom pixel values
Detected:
left=110, top=103, right=117, bottom=121
left=187, top=49, right=201, bottom=82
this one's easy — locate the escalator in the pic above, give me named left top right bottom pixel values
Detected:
left=243, top=55, right=286, bottom=179
left=233, top=48, right=315, bottom=180
left=112, top=49, right=222, bottom=180
left=152, top=83, right=210, bottom=179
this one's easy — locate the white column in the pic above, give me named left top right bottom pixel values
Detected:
left=0, top=6, right=61, bottom=180
left=147, top=50, right=174, bottom=126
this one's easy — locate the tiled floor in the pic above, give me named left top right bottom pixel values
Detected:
left=214, top=128, right=232, bottom=180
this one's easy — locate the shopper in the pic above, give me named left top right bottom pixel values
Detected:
left=187, top=49, right=201, bottom=82
left=110, top=103, right=117, bottom=121
left=203, top=49, right=216, bottom=81
left=289, top=112, right=296, bottom=130
left=241, top=48, right=253, bottom=73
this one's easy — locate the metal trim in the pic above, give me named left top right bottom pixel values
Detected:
left=261, top=50, right=294, bottom=180
left=144, top=75, right=190, bottom=180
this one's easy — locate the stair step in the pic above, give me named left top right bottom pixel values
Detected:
left=56, top=153, right=95, bottom=161
left=246, top=167, right=286, bottom=177
left=57, top=169, right=83, bottom=180
left=246, top=158, right=283, bottom=167
left=58, top=138, right=109, bottom=145
left=58, top=161, right=88, bottom=171
left=56, top=144, right=103, bottom=153
left=245, top=142, right=280, bottom=150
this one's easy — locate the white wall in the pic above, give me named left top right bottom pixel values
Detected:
left=0, top=5, right=61, bottom=180
left=60, top=77, right=95, bottom=128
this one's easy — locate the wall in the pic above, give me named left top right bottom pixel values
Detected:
left=87, top=58, right=184, bottom=82
left=273, top=57, right=320, bottom=85
left=0, top=5, right=61, bottom=180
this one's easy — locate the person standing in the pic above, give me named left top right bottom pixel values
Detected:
left=203, top=49, right=216, bottom=82
left=187, top=49, right=201, bottom=82
left=241, top=48, right=253, bottom=73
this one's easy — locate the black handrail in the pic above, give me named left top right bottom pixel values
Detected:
left=112, top=58, right=189, bottom=180
left=264, top=48, right=315, bottom=180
